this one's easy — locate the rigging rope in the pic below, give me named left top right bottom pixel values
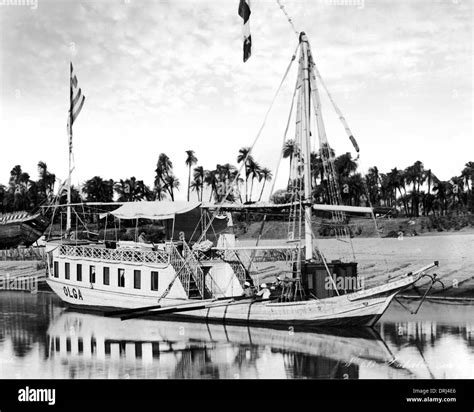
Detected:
left=313, top=66, right=360, bottom=160
left=275, top=0, right=299, bottom=37
left=196, top=43, right=300, bottom=244
left=268, top=72, right=299, bottom=200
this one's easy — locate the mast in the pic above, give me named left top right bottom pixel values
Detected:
left=67, top=63, right=73, bottom=232
left=299, top=32, right=313, bottom=261
left=66, top=62, right=85, bottom=233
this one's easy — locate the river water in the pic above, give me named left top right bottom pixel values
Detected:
left=0, top=291, right=472, bottom=379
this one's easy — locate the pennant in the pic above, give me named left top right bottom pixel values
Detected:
left=238, top=0, right=252, bottom=62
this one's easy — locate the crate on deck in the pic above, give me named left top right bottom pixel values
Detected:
left=300, top=261, right=358, bottom=299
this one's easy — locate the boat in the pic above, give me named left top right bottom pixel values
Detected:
left=0, top=211, right=50, bottom=249
left=46, top=31, right=440, bottom=327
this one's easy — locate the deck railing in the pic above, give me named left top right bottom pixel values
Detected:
left=58, top=244, right=169, bottom=265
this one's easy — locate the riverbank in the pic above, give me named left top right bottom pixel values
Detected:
left=241, top=233, right=474, bottom=298
left=234, top=214, right=474, bottom=240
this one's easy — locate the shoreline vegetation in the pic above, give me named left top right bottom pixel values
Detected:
left=0, top=153, right=473, bottom=224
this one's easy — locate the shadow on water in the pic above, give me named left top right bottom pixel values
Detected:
left=0, top=292, right=472, bottom=379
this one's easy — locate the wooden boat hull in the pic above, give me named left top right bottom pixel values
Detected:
left=0, top=214, right=50, bottom=249
left=47, top=273, right=416, bottom=327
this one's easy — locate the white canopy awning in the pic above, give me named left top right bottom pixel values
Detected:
left=99, top=200, right=373, bottom=220
left=104, top=201, right=201, bottom=220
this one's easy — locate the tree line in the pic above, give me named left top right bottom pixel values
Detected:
left=0, top=149, right=273, bottom=213
left=272, top=139, right=474, bottom=217
left=0, top=147, right=473, bottom=218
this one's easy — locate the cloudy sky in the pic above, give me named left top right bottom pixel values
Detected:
left=0, top=0, right=472, bottom=201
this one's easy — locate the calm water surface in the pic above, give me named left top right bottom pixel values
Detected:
left=0, top=291, right=472, bottom=379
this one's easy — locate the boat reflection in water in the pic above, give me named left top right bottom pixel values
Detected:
left=45, top=310, right=412, bottom=379
left=0, top=293, right=473, bottom=379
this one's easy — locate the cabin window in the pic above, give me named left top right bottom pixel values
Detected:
left=152, top=342, right=160, bottom=358
left=134, top=270, right=141, bottom=289
left=105, top=341, right=111, bottom=355
left=151, top=271, right=159, bottom=291
left=76, top=264, right=82, bottom=282
left=65, top=263, right=70, bottom=280
left=103, top=267, right=110, bottom=285
left=78, top=338, right=83, bottom=354
left=135, top=343, right=142, bottom=358
left=53, top=261, right=59, bottom=278
left=118, top=268, right=125, bottom=287
left=90, top=266, right=96, bottom=283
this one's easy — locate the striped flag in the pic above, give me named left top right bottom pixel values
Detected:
left=68, top=62, right=85, bottom=151
left=238, top=0, right=251, bottom=62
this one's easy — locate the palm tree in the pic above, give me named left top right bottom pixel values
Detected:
left=347, top=173, right=365, bottom=206
left=164, top=175, right=179, bottom=201
left=335, top=152, right=358, bottom=179
left=153, top=180, right=167, bottom=200
left=115, top=177, right=151, bottom=202
left=461, top=161, right=474, bottom=212
left=204, top=169, right=218, bottom=201
left=58, top=185, right=82, bottom=204
left=433, top=180, right=452, bottom=216
left=425, top=169, right=436, bottom=195
left=37, top=161, right=56, bottom=204
left=282, top=139, right=298, bottom=178
left=7, top=165, right=31, bottom=211
left=154, top=153, right=180, bottom=200
left=185, top=150, right=198, bottom=201
left=155, top=153, right=173, bottom=190
left=192, top=166, right=205, bottom=201
left=237, top=147, right=254, bottom=202
left=257, top=167, right=273, bottom=201
left=386, top=168, right=409, bottom=215
left=405, top=161, right=425, bottom=216
left=247, top=159, right=261, bottom=202
left=0, top=184, right=6, bottom=213
left=365, top=166, right=381, bottom=206
left=450, top=175, right=465, bottom=212
left=82, top=176, right=114, bottom=202
left=461, top=162, right=474, bottom=191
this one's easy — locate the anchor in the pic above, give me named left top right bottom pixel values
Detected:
left=395, top=272, right=445, bottom=315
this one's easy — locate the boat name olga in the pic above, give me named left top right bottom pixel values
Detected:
left=63, top=286, right=83, bottom=300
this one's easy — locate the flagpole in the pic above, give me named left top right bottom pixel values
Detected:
left=67, top=62, right=73, bottom=232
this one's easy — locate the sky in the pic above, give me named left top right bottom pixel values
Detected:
left=0, top=0, right=472, bottom=201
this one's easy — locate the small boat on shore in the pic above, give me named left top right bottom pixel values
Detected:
left=0, top=211, right=50, bottom=249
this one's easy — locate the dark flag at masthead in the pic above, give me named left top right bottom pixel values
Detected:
left=238, top=0, right=252, bottom=62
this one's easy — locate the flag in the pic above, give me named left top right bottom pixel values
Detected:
left=68, top=62, right=85, bottom=151
left=238, top=0, right=251, bottom=62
